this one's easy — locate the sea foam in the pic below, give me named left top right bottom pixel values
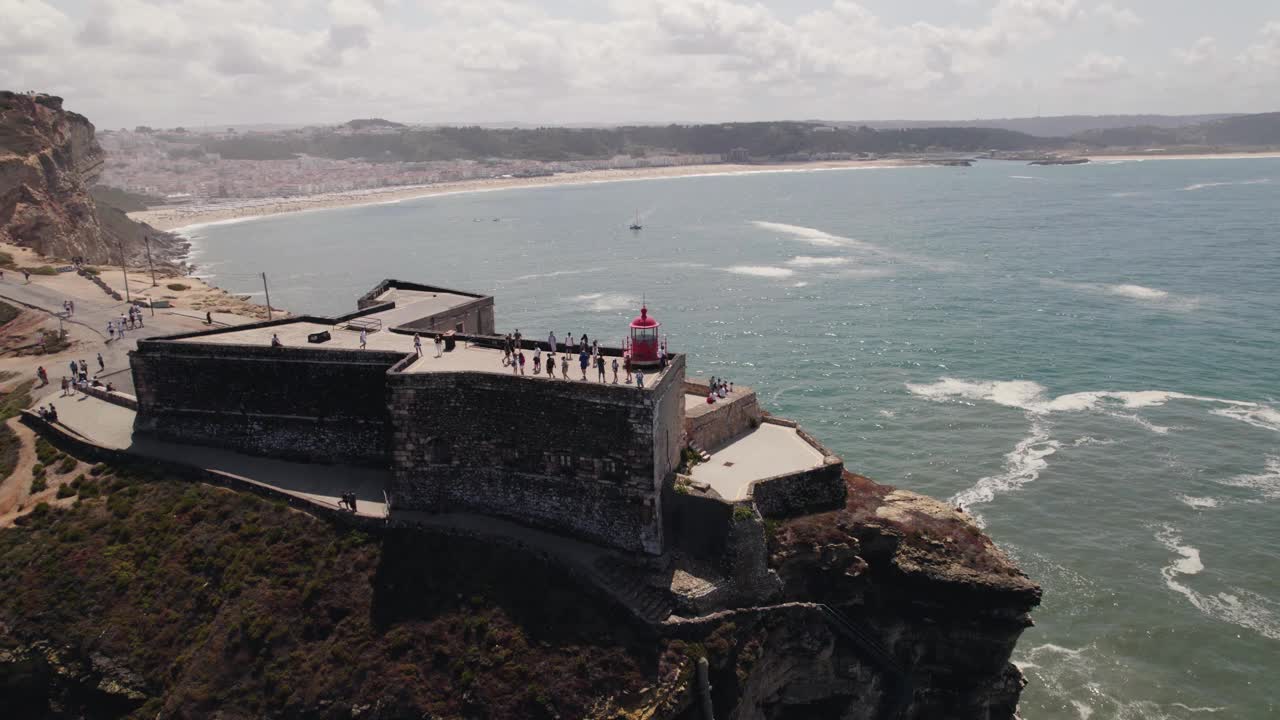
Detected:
left=1041, top=278, right=1199, bottom=310
left=951, top=418, right=1060, bottom=526
left=725, top=265, right=795, bottom=278
left=1155, top=525, right=1280, bottom=641
left=785, top=255, right=850, bottom=267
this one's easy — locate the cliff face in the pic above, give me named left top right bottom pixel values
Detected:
left=0, top=91, right=170, bottom=264
left=734, top=471, right=1041, bottom=719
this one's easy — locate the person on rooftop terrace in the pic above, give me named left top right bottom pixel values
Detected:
left=434, top=334, right=443, bottom=358
left=596, top=353, right=606, bottom=382
left=636, top=369, right=645, bottom=389
left=271, top=333, right=282, bottom=347
left=611, top=356, right=619, bottom=384
left=579, top=348, right=589, bottom=380
left=413, top=333, right=422, bottom=357
left=359, top=328, right=367, bottom=349
left=548, top=330, right=556, bottom=352
left=533, top=350, right=542, bottom=375
left=561, top=354, right=569, bottom=380
left=547, top=350, right=557, bottom=378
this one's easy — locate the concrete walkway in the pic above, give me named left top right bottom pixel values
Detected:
left=40, top=389, right=389, bottom=517
left=688, top=422, right=826, bottom=500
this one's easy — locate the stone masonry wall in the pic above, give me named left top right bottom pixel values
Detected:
left=682, top=380, right=762, bottom=451
left=394, top=297, right=495, bottom=335
left=131, top=339, right=405, bottom=466
left=388, top=355, right=685, bottom=555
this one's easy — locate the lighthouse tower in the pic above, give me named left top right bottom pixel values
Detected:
left=628, top=302, right=662, bottom=368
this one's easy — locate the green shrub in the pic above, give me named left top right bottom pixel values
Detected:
left=77, top=479, right=101, bottom=499
left=35, top=437, right=60, bottom=465
left=732, top=504, right=757, bottom=522
left=82, top=266, right=101, bottom=275
left=90, top=463, right=108, bottom=477
left=56, top=484, right=75, bottom=499
left=0, top=300, right=18, bottom=326
left=0, top=251, right=14, bottom=268
left=21, top=265, right=59, bottom=276
left=56, top=456, right=78, bottom=474
left=32, top=463, right=45, bottom=479
left=30, top=476, right=47, bottom=493
left=167, top=283, right=189, bottom=291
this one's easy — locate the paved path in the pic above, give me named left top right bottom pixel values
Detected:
left=0, top=273, right=228, bottom=395
left=688, top=422, right=826, bottom=500
left=40, top=389, right=389, bottom=517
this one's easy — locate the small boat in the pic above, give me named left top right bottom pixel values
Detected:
left=629, top=211, right=642, bottom=231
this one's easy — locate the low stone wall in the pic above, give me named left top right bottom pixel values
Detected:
left=76, top=385, right=138, bottom=410
left=747, top=417, right=847, bottom=518
left=682, top=381, right=761, bottom=451
left=749, top=461, right=846, bottom=518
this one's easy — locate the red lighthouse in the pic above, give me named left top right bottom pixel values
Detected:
left=628, top=303, right=662, bottom=367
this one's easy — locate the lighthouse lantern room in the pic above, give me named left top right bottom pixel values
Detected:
left=628, top=303, right=661, bottom=367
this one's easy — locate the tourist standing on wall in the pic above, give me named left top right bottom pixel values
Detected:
left=596, top=353, right=606, bottom=382
left=413, top=333, right=422, bottom=357
left=533, top=350, right=542, bottom=375
left=546, top=351, right=556, bottom=378
left=636, top=369, right=645, bottom=389
left=518, top=350, right=526, bottom=375
left=434, top=334, right=443, bottom=358
left=359, top=328, right=367, bottom=349
left=566, top=333, right=574, bottom=352
left=579, top=348, right=589, bottom=380
left=624, top=353, right=632, bottom=384
left=560, top=354, right=569, bottom=379
left=514, top=329, right=522, bottom=351
left=548, top=331, right=556, bottom=352
left=611, top=357, right=619, bottom=384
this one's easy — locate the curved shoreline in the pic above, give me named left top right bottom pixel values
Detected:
left=130, top=159, right=924, bottom=232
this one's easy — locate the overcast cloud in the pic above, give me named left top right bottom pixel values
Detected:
left=2, top=0, right=1278, bottom=128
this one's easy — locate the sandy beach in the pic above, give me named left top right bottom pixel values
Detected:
left=1084, top=150, right=1280, bottom=162
left=129, top=159, right=923, bottom=232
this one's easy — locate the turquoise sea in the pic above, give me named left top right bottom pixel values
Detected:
left=183, top=158, right=1279, bottom=719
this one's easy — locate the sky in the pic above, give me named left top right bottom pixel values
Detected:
left=2, top=0, right=1279, bottom=128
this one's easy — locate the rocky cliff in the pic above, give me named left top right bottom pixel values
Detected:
left=0, top=92, right=174, bottom=264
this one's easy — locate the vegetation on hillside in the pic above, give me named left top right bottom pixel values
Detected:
left=195, top=122, right=1059, bottom=163
left=0, top=472, right=669, bottom=718
left=0, top=371, right=33, bottom=480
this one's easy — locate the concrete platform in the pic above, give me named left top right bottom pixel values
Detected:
left=688, top=422, right=826, bottom=501
left=38, top=390, right=390, bottom=517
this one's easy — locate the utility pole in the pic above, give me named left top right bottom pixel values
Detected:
left=261, top=272, right=273, bottom=321
left=144, top=235, right=157, bottom=286
left=118, top=241, right=131, bottom=303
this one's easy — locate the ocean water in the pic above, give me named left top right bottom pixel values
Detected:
left=183, top=159, right=1279, bottom=719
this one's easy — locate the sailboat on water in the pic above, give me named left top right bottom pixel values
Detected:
left=628, top=210, right=642, bottom=231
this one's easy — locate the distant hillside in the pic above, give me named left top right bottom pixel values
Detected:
left=195, top=122, right=1058, bottom=163
left=843, top=114, right=1237, bottom=138
left=344, top=118, right=406, bottom=130
left=1073, top=111, right=1280, bottom=148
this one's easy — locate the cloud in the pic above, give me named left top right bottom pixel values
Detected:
left=0, top=0, right=1272, bottom=127
left=1092, top=2, right=1141, bottom=30
left=1176, top=36, right=1218, bottom=66
left=1063, top=51, right=1130, bottom=82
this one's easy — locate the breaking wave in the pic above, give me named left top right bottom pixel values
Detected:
left=572, top=292, right=637, bottom=312
left=751, top=221, right=852, bottom=247
left=1181, top=178, right=1272, bottom=192
left=1215, top=456, right=1280, bottom=499
left=725, top=265, right=795, bottom=278
left=514, top=266, right=605, bottom=281
left=1178, top=495, right=1221, bottom=509
left=1209, top=405, right=1280, bottom=434
left=951, top=418, right=1059, bottom=526
left=753, top=220, right=962, bottom=272
left=785, top=255, right=850, bottom=267
left=1155, top=525, right=1280, bottom=641
left=1041, top=278, right=1201, bottom=311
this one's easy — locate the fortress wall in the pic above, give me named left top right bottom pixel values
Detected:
left=130, top=341, right=405, bottom=466
left=388, top=356, right=685, bottom=555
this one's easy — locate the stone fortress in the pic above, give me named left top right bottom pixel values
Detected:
left=127, top=279, right=848, bottom=612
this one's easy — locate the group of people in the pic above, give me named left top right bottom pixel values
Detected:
left=337, top=492, right=359, bottom=513
left=34, top=404, right=58, bottom=422
left=704, top=376, right=735, bottom=403
left=498, top=329, right=651, bottom=387
left=410, top=332, right=443, bottom=358
left=106, top=305, right=145, bottom=341
left=61, top=299, right=76, bottom=316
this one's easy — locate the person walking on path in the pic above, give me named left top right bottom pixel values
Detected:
left=23, top=270, right=30, bottom=283
left=434, top=334, right=443, bottom=358
left=579, top=348, right=589, bottom=380
left=106, top=321, right=114, bottom=341
left=79, top=359, right=88, bottom=381
left=69, top=300, right=74, bottom=316
left=37, top=366, right=47, bottom=387
left=60, top=376, right=69, bottom=396
left=205, top=311, right=213, bottom=325
left=68, top=360, right=77, bottom=379
left=96, top=353, right=104, bottom=372
left=360, top=328, right=367, bottom=349
left=413, top=333, right=423, bottom=357
left=611, top=357, right=619, bottom=384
